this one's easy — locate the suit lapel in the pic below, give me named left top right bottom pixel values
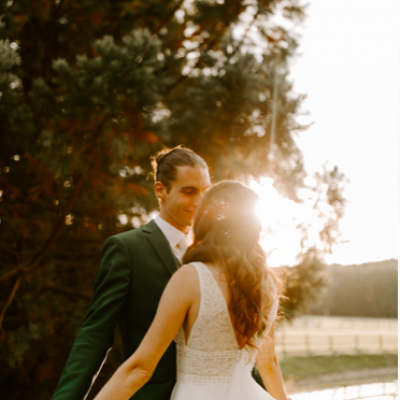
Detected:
left=142, top=219, right=180, bottom=276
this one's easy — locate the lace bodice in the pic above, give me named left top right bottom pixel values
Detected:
left=174, top=262, right=278, bottom=385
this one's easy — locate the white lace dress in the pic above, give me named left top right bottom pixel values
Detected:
left=171, top=262, right=278, bottom=400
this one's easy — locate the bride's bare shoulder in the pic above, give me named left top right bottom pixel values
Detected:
left=172, top=264, right=200, bottom=289
left=175, top=263, right=198, bottom=278
left=160, top=264, right=200, bottom=308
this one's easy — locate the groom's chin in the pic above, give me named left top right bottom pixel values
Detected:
left=182, top=214, right=195, bottom=227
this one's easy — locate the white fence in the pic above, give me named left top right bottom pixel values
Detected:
left=278, top=315, right=398, bottom=332
left=275, top=332, right=398, bottom=356
left=275, top=316, right=398, bottom=356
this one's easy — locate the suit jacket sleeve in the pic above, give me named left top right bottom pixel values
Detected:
left=52, top=236, right=131, bottom=400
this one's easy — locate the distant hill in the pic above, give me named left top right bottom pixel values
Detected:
left=307, top=259, right=398, bottom=318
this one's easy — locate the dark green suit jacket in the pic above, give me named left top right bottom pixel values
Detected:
left=52, top=220, right=180, bottom=400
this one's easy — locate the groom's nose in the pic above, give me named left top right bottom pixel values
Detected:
left=185, top=195, right=201, bottom=215
left=192, top=192, right=203, bottom=208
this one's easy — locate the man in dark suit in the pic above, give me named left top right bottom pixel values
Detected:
left=52, top=146, right=211, bottom=400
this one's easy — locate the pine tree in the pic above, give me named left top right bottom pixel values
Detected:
left=0, top=1, right=345, bottom=397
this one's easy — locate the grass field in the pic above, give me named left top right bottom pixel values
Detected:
left=280, top=353, right=398, bottom=382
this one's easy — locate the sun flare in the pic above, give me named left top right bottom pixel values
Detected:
left=250, top=177, right=324, bottom=267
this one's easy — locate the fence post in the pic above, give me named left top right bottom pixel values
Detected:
left=329, top=335, right=334, bottom=354
left=282, top=332, right=286, bottom=357
left=354, top=335, right=359, bottom=353
left=305, top=334, right=310, bottom=355
left=378, top=335, right=383, bottom=352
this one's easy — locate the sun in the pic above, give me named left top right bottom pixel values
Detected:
left=249, top=177, right=323, bottom=267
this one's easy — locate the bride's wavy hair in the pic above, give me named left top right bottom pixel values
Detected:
left=183, top=181, right=282, bottom=350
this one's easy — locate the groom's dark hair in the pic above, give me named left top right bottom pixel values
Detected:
left=150, top=146, right=208, bottom=192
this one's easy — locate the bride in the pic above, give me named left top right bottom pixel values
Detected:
left=94, top=181, right=289, bottom=400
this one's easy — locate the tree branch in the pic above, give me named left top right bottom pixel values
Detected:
left=0, top=267, right=24, bottom=282
left=164, top=34, right=223, bottom=95
left=229, top=10, right=261, bottom=59
left=165, top=10, right=260, bottom=96
left=41, top=285, right=92, bottom=300
left=0, top=273, right=23, bottom=331
left=156, top=0, right=185, bottom=34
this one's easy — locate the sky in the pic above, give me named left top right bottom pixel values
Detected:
left=285, top=0, right=398, bottom=265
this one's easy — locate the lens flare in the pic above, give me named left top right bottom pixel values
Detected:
left=250, top=177, right=325, bottom=267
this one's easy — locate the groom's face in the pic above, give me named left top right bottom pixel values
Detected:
left=157, top=165, right=211, bottom=233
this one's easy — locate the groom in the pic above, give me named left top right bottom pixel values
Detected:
left=52, top=146, right=211, bottom=400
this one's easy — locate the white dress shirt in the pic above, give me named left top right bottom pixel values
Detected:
left=154, top=216, right=190, bottom=262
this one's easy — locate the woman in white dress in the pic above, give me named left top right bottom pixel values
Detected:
left=94, top=181, right=289, bottom=400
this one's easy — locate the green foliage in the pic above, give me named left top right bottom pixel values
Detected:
left=280, top=250, right=327, bottom=319
left=307, top=259, right=398, bottom=318
left=0, top=1, right=347, bottom=398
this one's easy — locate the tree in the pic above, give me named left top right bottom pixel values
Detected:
left=0, top=1, right=345, bottom=398
left=307, top=259, right=398, bottom=318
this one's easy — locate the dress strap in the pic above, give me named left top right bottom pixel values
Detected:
left=190, top=262, right=214, bottom=315
left=190, top=262, right=226, bottom=312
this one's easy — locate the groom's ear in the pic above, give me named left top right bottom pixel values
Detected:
left=155, top=181, right=167, bottom=203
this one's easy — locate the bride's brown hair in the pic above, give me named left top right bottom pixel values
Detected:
left=182, top=181, right=281, bottom=350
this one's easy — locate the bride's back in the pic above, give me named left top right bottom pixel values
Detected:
left=174, top=261, right=278, bottom=387
left=174, top=262, right=245, bottom=386
left=181, top=262, right=235, bottom=345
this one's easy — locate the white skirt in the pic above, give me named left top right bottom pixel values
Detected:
left=170, top=362, right=276, bottom=400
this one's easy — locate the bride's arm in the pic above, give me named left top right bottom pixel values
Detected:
left=94, top=265, right=198, bottom=400
left=256, top=322, right=288, bottom=400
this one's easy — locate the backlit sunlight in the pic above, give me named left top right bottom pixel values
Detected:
left=250, top=177, right=325, bottom=267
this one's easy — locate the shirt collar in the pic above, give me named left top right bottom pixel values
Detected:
left=154, top=216, right=189, bottom=249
